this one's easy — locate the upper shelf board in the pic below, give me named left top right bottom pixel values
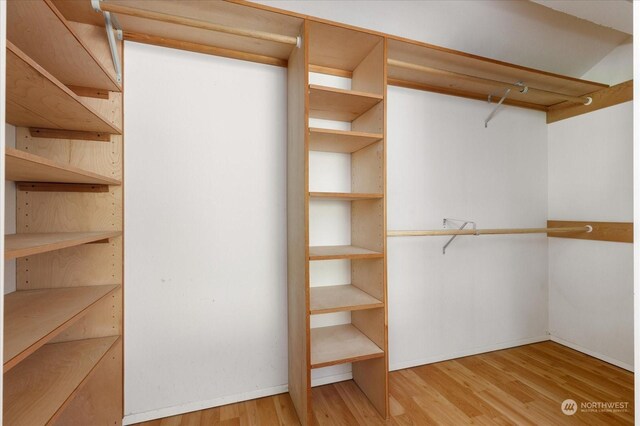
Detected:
left=5, top=231, right=122, bottom=260
left=6, top=148, right=121, bottom=186
left=50, top=0, right=608, bottom=110
left=309, top=85, right=383, bottom=122
left=7, top=0, right=121, bottom=92
left=309, top=128, right=383, bottom=153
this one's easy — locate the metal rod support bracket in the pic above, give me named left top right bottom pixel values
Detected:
left=442, top=218, right=476, bottom=255
left=92, top=0, right=122, bottom=83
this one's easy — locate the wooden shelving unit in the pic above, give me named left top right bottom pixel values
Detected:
left=4, top=336, right=120, bottom=426
left=5, top=231, right=122, bottom=260
left=288, top=20, right=389, bottom=425
left=5, top=41, right=121, bottom=134
left=310, top=285, right=384, bottom=314
left=6, top=148, right=121, bottom=186
left=4, top=1, right=125, bottom=423
left=4, top=285, right=119, bottom=372
left=310, top=324, right=384, bottom=369
left=309, top=128, right=383, bottom=153
left=309, top=85, right=383, bottom=121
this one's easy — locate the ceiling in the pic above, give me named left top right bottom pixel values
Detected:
left=255, top=0, right=630, bottom=82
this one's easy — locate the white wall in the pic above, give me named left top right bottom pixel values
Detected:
left=387, top=87, right=549, bottom=370
left=123, top=42, right=288, bottom=424
left=4, top=123, right=14, bottom=294
left=581, top=36, right=633, bottom=86
left=548, top=101, right=634, bottom=370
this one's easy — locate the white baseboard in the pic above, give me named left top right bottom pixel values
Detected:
left=122, top=383, right=288, bottom=425
left=549, top=335, right=634, bottom=372
left=389, top=335, right=550, bottom=371
left=312, top=372, right=352, bottom=387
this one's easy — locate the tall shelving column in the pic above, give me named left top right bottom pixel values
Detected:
left=287, top=20, right=388, bottom=424
left=4, top=1, right=124, bottom=424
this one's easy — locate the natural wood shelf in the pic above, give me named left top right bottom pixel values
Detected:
left=6, top=148, right=121, bottom=186
left=309, top=192, right=383, bottom=201
left=6, top=41, right=122, bottom=134
left=309, top=245, right=383, bottom=261
left=4, top=285, right=119, bottom=373
left=309, top=85, right=382, bottom=122
left=309, top=128, right=382, bottom=153
left=310, top=285, right=383, bottom=315
left=7, top=0, right=121, bottom=92
left=5, top=231, right=122, bottom=260
left=311, top=324, right=384, bottom=368
left=4, top=336, right=119, bottom=426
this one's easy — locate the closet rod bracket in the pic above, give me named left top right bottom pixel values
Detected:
left=92, top=0, right=122, bottom=83
left=442, top=218, right=476, bottom=255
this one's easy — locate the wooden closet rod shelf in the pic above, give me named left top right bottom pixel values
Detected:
left=387, top=226, right=591, bottom=237
left=4, top=285, right=120, bottom=373
left=387, top=59, right=592, bottom=105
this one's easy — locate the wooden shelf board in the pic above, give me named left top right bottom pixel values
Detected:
left=309, top=245, right=383, bottom=261
left=7, top=0, right=120, bottom=92
left=6, top=42, right=122, bottom=134
left=309, top=128, right=382, bottom=153
left=309, top=192, right=383, bottom=201
left=309, top=85, right=383, bottom=122
left=311, top=324, right=384, bottom=369
left=310, top=285, right=384, bottom=315
left=4, top=285, right=119, bottom=372
left=4, top=336, right=119, bottom=426
left=6, top=148, right=121, bottom=186
left=5, top=231, right=122, bottom=260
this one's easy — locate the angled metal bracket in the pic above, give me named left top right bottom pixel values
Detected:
left=485, top=81, right=528, bottom=128
left=442, top=218, right=476, bottom=255
left=92, top=0, right=122, bottom=83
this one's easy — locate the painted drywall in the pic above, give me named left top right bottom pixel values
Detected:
left=581, top=36, right=633, bottom=86
left=4, top=123, right=15, bottom=295
left=123, top=42, right=288, bottom=423
left=257, top=0, right=627, bottom=79
left=548, top=101, right=633, bottom=370
left=387, top=87, right=549, bottom=370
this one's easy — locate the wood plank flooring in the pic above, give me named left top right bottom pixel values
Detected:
left=136, top=341, right=633, bottom=425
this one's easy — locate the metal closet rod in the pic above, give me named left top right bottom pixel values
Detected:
left=388, top=225, right=592, bottom=237
left=94, top=2, right=300, bottom=46
left=387, top=59, right=593, bottom=106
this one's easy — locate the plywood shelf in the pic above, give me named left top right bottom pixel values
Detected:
left=6, top=41, right=122, bottom=134
left=4, top=336, right=119, bottom=426
left=310, top=192, right=383, bottom=201
left=7, top=0, right=121, bottom=92
left=6, top=148, right=121, bottom=186
left=309, top=85, right=383, bottom=122
left=309, top=245, right=384, bottom=261
left=310, top=285, right=383, bottom=315
left=311, top=324, right=384, bottom=369
left=5, top=231, right=122, bottom=260
left=4, top=285, right=119, bottom=372
left=309, top=128, right=383, bottom=153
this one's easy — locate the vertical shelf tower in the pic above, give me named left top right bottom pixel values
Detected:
left=287, top=20, right=388, bottom=424
left=4, top=0, right=124, bottom=424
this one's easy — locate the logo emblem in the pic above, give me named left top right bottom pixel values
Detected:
left=562, top=399, right=577, bottom=415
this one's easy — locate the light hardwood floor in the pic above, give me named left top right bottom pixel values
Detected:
left=137, top=341, right=633, bottom=425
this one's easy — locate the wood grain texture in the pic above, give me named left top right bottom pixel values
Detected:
left=4, top=285, right=119, bottom=372
left=3, top=336, right=119, bottom=426
left=547, top=220, right=633, bottom=243
left=5, top=231, right=122, bottom=260
left=5, top=42, right=121, bottom=134
left=309, top=128, right=382, bottom=153
left=286, top=22, right=311, bottom=426
left=135, top=341, right=633, bottom=425
left=310, top=284, right=383, bottom=315
left=6, top=148, right=121, bottom=185
left=308, top=85, right=383, bottom=122
left=28, top=128, right=111, bottom=142
left=309, top=192, right=383, bottom=201
left=547, top=80, right=633, bottom=124
left=6, top=0, right=120, bottom=91
left=310, top=324, right=384, bottom=369
left=16, top=183, right=110, bottom=193
left=308, top=245, right=383, bottom=261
